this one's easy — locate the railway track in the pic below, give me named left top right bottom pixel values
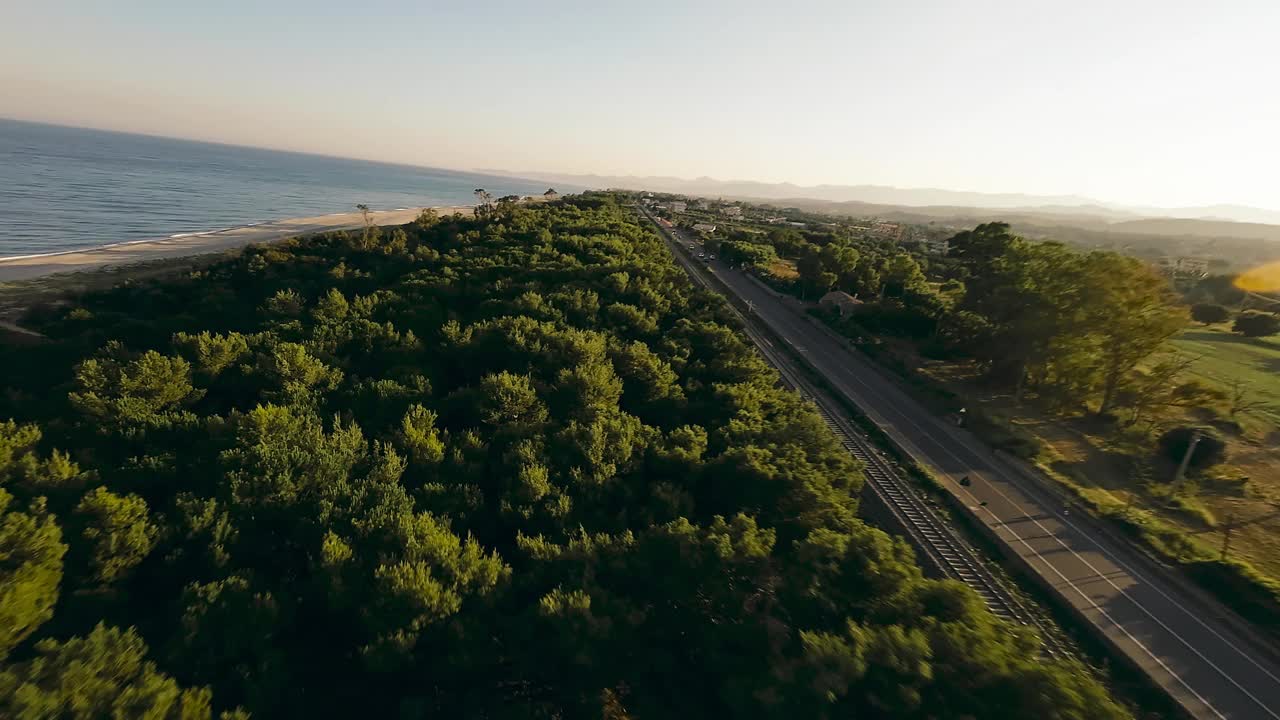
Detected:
left=647, top=210, right=1068, bottom=656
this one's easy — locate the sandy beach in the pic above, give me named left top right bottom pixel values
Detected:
left=0, top=206, right=472, bottom=283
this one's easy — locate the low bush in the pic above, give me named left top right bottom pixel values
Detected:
left=1190, top=303, right=1230, bottom=325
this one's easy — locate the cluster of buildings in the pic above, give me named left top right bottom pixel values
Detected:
left=766, top=217, right=808, bottom=228
left=647, top=197, right=956, bottom=259
left=649, top=197, right=749, bottom=220
left=918, top=237, right=951, bottom=255
left=1157, top=256, right=1210, bottom=277
left=870, top=221, right=905, bottom=241
left=847, top=221, right=905, bottom=240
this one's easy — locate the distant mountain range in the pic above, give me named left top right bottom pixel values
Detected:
left=478, top=170, right=1280, bottom=228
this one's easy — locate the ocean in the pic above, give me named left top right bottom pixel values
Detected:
left=0, top=119, right=569, bottom=258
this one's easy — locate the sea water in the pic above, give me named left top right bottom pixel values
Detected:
left=0, top=118, right=568, bottom=258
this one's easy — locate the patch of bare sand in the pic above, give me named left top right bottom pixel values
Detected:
left=0, top=206, right=472, bottom=283
left=0, top=205, right=473, bottom=333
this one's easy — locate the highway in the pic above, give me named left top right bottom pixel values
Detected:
left=647, top=210, right=1280, bottom=720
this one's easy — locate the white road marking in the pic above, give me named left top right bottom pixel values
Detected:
left=746, top=287, right=1279, bottom=719
left=646, top=210, right=1275, bottom=718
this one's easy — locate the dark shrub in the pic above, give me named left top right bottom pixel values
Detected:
left=1158, top=426, right=1227, bottom=471
left=1233, top=310, right=1280, bottom=338
left=1190, top=303, right=1230, bottom=325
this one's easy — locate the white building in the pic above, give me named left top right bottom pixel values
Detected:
left=670, top=201, right=688, bottom=213
left=820, top=291, right=861, bottom=317
left=723, top=206, right=743, bottom=218
left=693, top=223, right=717, bottom=233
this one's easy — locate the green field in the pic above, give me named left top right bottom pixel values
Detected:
left=1169, top=326, right=1280, bottom=430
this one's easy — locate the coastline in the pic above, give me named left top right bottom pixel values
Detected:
left=0, top=205, right=472, bottom=284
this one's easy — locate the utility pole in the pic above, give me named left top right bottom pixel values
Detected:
left=1172, top=430, right=1202, bottom=484
left=1221, top=509, right=1237, bottom=561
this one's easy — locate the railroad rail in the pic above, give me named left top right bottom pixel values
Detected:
left=648, top=210, right=1067, bottom=656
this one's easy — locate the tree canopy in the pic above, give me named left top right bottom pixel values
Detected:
left=932, top=223, right=1189, bottom=412
left=0, top=195, right=1127, bottom=718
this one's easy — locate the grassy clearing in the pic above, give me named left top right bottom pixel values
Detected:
left=829, top=319, right=1280, bottom=637
left=923, top=362, right=1280, bottom=635
left=912, top=326, right=1280, bottom=577
left=765, top=257, right=799, bottom=280
left=1168, top=325, right=1280, bottom=431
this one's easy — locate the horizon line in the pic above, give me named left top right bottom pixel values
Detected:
left=0, top=116, right=561, bottom=189
left=4, top=116, right=1276, bottom=217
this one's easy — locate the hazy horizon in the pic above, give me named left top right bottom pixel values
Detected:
left=3, top=1, right=1276, bottom=211
left=6, top=115, right=1278, bottom=221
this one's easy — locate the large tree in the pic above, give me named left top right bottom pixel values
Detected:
left=0, top=422, right=70, bottom=658
left=952, top=228, right=1186, bottom=411
left=1084, top=252, right=1188, bottom=415
left=0, top=624, right=243, bottom=719
left=0, top=490, right=65, bottom=659
left=72, top=487, right=158, bottom=586
left=947, top=222, right=1018, bottom=264
left=961, top=239, right=1090, bottom=398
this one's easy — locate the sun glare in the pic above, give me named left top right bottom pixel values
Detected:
left=1235, top=260, right=1280, bottom=292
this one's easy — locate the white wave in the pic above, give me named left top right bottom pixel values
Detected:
left=1, top=205, right=450, bottom=263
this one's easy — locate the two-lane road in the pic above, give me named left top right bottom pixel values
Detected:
left=652, top=214, right=1280, bottom=720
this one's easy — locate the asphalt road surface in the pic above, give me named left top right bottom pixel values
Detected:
left=651, top=212, right=1280, bottom=720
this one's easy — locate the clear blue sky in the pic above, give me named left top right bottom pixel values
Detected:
left=2, top=0, right=1276, bottom=209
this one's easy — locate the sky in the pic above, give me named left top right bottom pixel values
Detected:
left=2, top=0, right=1277, bottom=210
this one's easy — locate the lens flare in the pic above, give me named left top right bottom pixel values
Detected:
left=1234, top=260, right=1280, bottom=293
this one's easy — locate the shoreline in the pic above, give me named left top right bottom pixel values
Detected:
left=0, top=205, right=472, bottom=283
